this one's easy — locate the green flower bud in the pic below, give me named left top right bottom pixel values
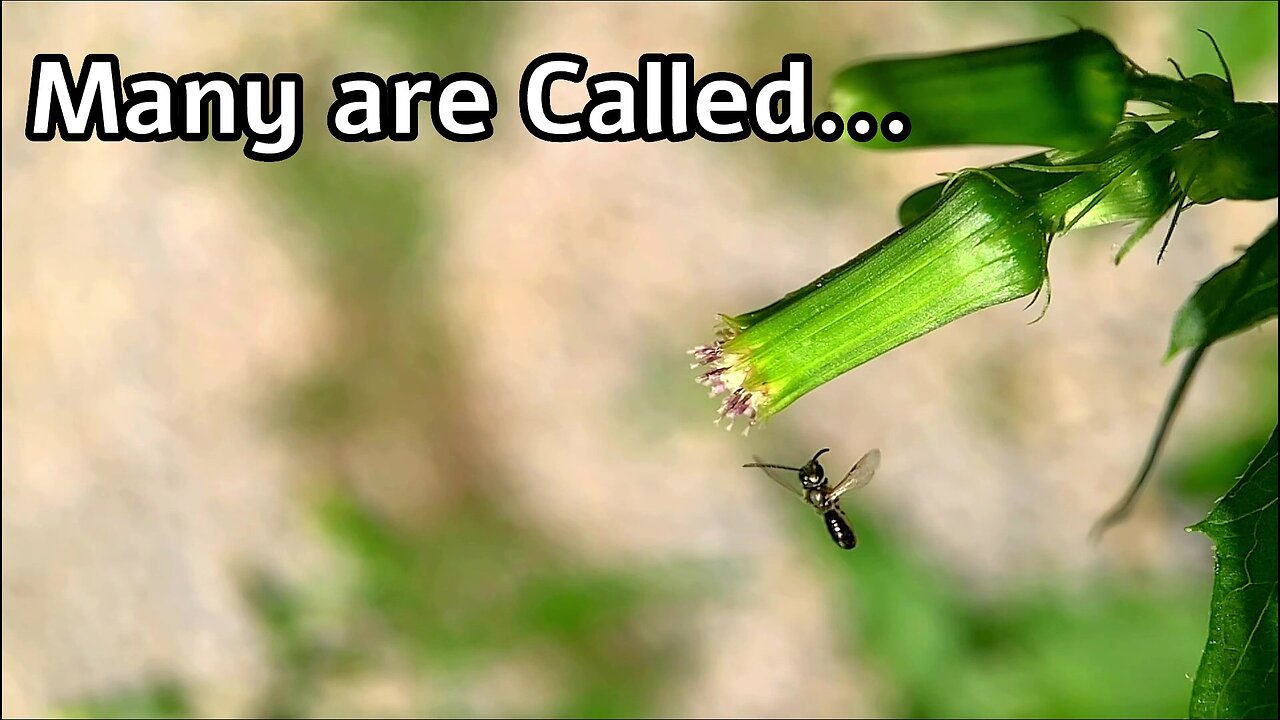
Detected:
left=691, top=174, right=1049, bottom=428
left=1187, top=73, right=1233, bottom=102
left=830, top=30, right=1128, bottom=151
left=898, top=161, right=1058, bottom=228
left=898, top=123, right=1174, bottom=230
left=1174, top=104, right=1278, bottom=203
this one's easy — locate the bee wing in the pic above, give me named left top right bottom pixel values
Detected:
left=745, top=456, right=805, bottom=500
left=829, top=448, right=881, bottom=501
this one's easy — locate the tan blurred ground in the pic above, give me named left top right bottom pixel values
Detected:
left=3, top=2, right=1277, bottom=717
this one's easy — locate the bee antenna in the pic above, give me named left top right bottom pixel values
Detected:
left=811, top=448, right=832, bottom=463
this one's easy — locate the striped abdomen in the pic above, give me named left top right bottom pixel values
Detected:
left=823, top=508, right=857, bottom=550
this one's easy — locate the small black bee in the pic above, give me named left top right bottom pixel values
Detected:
left=744, top=447, right=881, bottom=550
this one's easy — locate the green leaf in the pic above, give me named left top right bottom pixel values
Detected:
left=1168, top=223, right=1278, bottom=359
left=1188, top=428, right=1278, bottom=719
left=1093, top=223, right=1278, bottom=541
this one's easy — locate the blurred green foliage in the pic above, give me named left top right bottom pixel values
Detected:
left=60, top=681, right=189, bottom=720
left=255, top=4, right=693, bottom=716
left=728, top=3, right=870, bottom=206
left=1173, top=2, right=1280, bottom=89
left=813, top=510, right=1210, bottom=718
left=356, top=1, right=512, bottom=74
left=239, top=494, right=694, bottom=718
left=64, top=498, right=1214, bottom=718
left=977, top=1, right=1279, bottom=89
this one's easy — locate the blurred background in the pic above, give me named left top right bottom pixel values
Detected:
left=2, top=2, right=1277, bottom=717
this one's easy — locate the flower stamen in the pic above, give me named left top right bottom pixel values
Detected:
left=689, top=339, right=766, bottom=433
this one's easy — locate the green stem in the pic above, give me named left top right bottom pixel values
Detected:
left=1129, top=73, right=1206, bottom=112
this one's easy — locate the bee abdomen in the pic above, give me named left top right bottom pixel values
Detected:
left=823, top=509, right=857, bottom=550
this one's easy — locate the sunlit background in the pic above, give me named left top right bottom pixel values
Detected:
left=3, top=2, right=1277, bottom=717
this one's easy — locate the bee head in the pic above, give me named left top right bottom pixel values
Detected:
left=799, top=448, right=830, bottom=488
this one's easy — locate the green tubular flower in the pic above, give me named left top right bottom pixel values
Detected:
left=1173, top=104, right=1278, bottom=203
left=830, top=30, right=1128, bottom=151
left=691, top=173, right=1049, bottom=429
left=898, top=123, right=1174, bottom=231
